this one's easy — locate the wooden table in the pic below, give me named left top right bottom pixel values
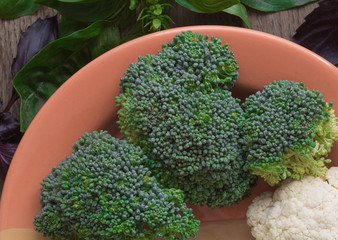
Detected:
left=0, top=1, right=318, bottom=196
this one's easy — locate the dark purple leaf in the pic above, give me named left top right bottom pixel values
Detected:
left=1, top=16, right=58, bottom=181
left=0, top=100, right=22, bottom=180
left=11, top=15, right=59, bottom=78
left=291, top=0, right=338, bottom=65
left=0, top=101, right=22, bottom=143
left=0, top=112, right=21, bottom=143
left=0, top=142, right=18, bottom=181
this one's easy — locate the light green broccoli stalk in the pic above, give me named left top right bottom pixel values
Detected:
left=33, top=131, right=199, bottom=240
left=242, top=80, right=338, bottom=186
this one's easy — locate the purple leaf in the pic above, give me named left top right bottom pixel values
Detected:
left=0, top=142, right=18, bottom=181
left=0, top=100, right=22, bottom=180
left=0, top=112, right=21, bottom=143
left=11, top=15, right=59, bottom=78
left=0, top=101, right=21, bottom=143
left=1, top=15, right=58, bottom=181
left=291, top=0, right=338, bottom=65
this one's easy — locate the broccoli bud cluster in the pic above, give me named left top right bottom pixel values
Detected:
left=34, top=131, right=199, bottom=240
left=144, top=87, right=256, bottom=207
left=120, top=31, right=239, bottom=93
left=242, top=80, right=338, bottom=186
left=117, top=31, right=256, bottom=208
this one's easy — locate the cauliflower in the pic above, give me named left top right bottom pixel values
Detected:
left=246, top=167, right=338, bottom=240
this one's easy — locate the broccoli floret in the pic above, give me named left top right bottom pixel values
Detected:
left=118, top=82, right=256, bottom=208
left=120, top=31, right=239, bottom=93
left=242, top=80, right=338, bottom=186
left=33, top=131, right=199, bottom=240
left=116, top=31, right=256, bottom=208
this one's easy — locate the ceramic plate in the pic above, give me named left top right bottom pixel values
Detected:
left=1, top=26, right=337, bottom=240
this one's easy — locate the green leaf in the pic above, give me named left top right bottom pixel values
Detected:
left=223, top=3, right=251, bottom=28
left=60, top=16, right=91, bottom=37
left=13, top=20, right=120, bottom=131
left=57, top=0, right=138, bottom=36
left=241, top=0, right=317, bottom=12
left=0, top=0, right=39, bottom=19
left=120, top=20, right=145, bottom=44
left=35, top=0, right=128, bottom=22
left=57, top=0, right=102, bottom=2
left=175, top=0, right=239, bottom=13
left=152, top=18, right=161, bottom=29
left=153, top=6, right=162, bottom=15
left=129, top=0, right=140, bottom=10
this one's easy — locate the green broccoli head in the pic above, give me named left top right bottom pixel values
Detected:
left=145, top=88, right=256, bottom=208
left=120, top=31, right=239, bottom=93
left=117, top=73, right=256, bottom=208
left=33, top=131, right=199, bottom=240
left=242, top=80, right=338, bottom=186
left=116, top=31, right=255, bottom=208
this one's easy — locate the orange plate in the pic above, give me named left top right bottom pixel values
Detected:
left=1, top=26, right=338, bottom=240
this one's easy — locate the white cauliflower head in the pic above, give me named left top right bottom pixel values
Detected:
left=246, top=167, right=338, bottom=240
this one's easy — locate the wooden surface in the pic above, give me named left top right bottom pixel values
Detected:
left=0, top=2, right=319, bottom=191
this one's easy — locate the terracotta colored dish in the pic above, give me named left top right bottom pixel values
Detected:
left=0, top=26, right=337, bottom=240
